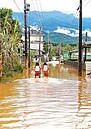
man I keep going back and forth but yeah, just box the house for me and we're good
[21,29,44,61]
[64,41,91,71]
[82,41,91,71]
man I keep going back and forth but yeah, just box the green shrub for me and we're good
[13,63,23,72]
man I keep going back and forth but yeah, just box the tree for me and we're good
[43,41,48,53]
[63,44,77,53]
[0,8,22,77]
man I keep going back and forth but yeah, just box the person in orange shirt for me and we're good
[42,62,49,77]
[34,62,41,78]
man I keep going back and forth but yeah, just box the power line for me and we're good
[38,0,46,26]
[34,0,43,26]
[29,0,41,25]
[83,0,91,8]
[12,0,22,12]
[28,0,46,31]
[12,0,25,31]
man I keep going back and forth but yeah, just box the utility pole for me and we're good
[84,32,87,62]
[24,1,30,68]
[78,0,82,76]
[49,41,51,61]
[59,43,62,63]
[48,31,50,61]
[24,0,27,68]
[39,26,42,63]
[47,31,51,61]
[28,26,30,68]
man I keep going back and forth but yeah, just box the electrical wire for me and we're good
[12,0,91,44]
[83,0,91,8]
[38,0,46,27]
[28,0,46,32]
[34,0,43,26]
[60,0,91,44]
[30,0,42,26]
[53,11,79,44]
[12,0,22,12]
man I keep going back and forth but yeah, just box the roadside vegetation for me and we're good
[43,41,78,60]
[0,8,23,78]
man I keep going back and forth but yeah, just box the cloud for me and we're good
[82,29,91,37]
[54,27,79,37]
[54,26,91,37]
[54,27,70,35]
[0,0,91,17]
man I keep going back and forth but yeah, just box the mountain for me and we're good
[13,11,91,44]
[43,32,78,44]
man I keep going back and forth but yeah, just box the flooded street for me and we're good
[0,64,91,129]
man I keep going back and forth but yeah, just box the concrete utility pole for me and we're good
[39,26,42,63]
[24,1,30,68]
[78,0,82,76]
[47,31,51,61]
[84,32,88,62]
[48,31,50,61]
[24,0,27,68]
[28,26,31,68]
[59,43,62,62]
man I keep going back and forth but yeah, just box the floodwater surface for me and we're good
[0,64,91,129]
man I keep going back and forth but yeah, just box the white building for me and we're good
[21,33,44,52]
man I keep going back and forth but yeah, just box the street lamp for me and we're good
[26,4,30,11]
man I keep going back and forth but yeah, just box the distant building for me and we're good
[21,28,44,60]
[64,41,91,71]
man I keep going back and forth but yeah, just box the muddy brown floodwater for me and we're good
[0,63,91,129]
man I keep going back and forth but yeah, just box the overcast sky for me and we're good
[0,0,91,17]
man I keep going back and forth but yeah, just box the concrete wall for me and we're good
[64,60,86,70]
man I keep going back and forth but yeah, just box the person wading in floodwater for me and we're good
[42,62,49,77]
[34,62,41,78]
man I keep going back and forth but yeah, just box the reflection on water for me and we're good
[0,64,91,129]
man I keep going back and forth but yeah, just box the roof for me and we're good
[69,49,78,54]
[82,43,91,48]
[84,41,91,44]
